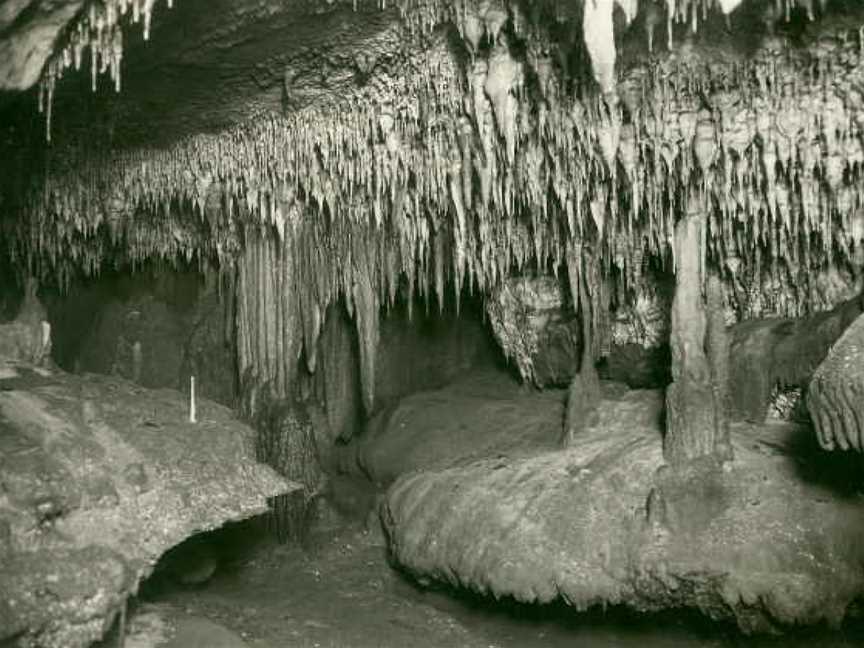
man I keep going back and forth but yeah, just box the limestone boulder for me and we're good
[383,389,864,633]
[342,369,565,485]
[729,296,863,422]
[808,312,864,451]
[0,362,294,648]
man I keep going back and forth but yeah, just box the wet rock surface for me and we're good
[0,361,293,648]
[383,388,864,633]
[808,312,864,451]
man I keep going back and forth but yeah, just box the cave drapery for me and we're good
[2,0,864,460]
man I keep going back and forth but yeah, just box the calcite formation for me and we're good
[0,279,52,366]
[1,1,863,375]
[664,199,730,463]
[383,389,864,634]
[808,310,864,451]
[344,368,565,485]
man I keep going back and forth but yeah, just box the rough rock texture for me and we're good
[808,312,864,451]
[0,0,83,91]
[303,296,497,457]
[342,369,565,485]
[383,388,864,634]
[664,210,726,463]
[729,296,864,423]
[0,279,52,366]
[45,0,411,147]
[103,603,250,648]
[599,344,671,388]
[610,276,673,351]
[0,362,294,648]
[485,276,580,387]
[603,273,673,388]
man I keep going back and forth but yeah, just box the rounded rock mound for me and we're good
[383,389,864,633]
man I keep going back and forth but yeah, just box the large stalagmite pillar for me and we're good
[563,243,601,446]
[664,195,730,464]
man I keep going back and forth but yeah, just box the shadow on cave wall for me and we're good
[776,422,864,498]
[43,263,238,406]
[371,289,512,417]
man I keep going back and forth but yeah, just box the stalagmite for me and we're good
[189,375,197,423]
[705,272,732,460]
[664,195,727,464]
[563,244,602,446]
[353,255,380,415]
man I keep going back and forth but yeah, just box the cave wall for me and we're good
[47,267,237,406]
[298,291,504,448]
[45,258,501,448]
[371,294,502,417]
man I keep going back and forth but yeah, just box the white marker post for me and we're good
[189,375,197,423]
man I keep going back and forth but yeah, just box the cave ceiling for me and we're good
[1,0,864,319]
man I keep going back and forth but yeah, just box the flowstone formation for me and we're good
[341,368,565,485]
[808,309,864,451]
[382,389,864,634]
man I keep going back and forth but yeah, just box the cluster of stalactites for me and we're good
[38,0,175,141]
[17,11,864,324]
[235,224,382,414]
[401,0,827,99]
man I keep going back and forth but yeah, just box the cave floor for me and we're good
[109,517,864,648]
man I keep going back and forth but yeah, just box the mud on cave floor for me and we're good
[100,511,864,648]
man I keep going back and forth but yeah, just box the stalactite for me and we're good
[236,229,302,416]
[12,3,864,345]
[38,0,177,141]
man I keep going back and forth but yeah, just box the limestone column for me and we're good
[563,244,601,446]
[664,195,731,464]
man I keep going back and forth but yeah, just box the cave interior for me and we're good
[3,0,864,646]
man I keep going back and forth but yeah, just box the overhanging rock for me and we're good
[0,362,296,648]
